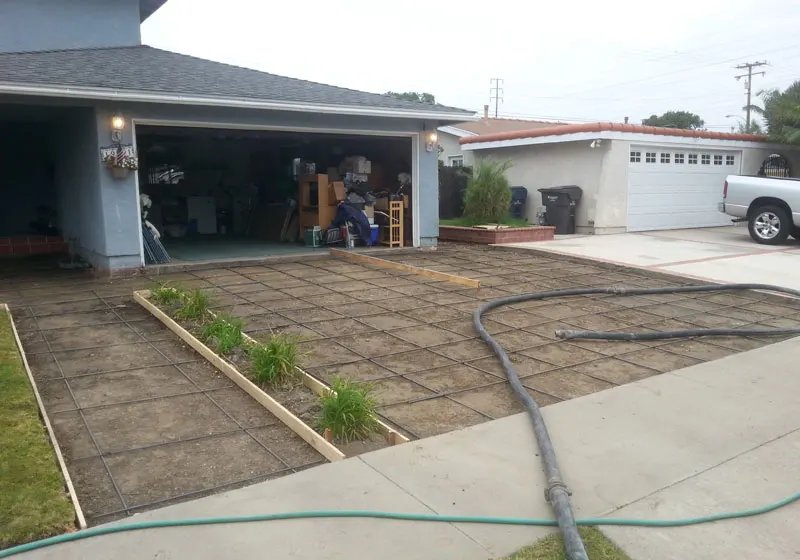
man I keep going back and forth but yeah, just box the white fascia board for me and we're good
[0,82,474,121]
[461,130,793,151]
[437,125,478,138]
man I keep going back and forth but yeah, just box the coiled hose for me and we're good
[474,282,800,560]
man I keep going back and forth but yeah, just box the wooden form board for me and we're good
[133,291,346,462]
[1,304,87,530]
[210,310,409,448]
[329,248,481,288]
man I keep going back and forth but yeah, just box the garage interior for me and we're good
[135,126,414,264]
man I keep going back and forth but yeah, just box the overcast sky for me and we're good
[142,0,800,130]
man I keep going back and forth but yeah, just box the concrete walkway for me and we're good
[18,335,800,559]
[503,226,800,290]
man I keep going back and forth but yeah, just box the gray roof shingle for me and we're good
[0,45,472,117]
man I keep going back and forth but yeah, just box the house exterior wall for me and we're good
[593,140,630,234]
[55,107,106,265]
[476,141,606,233]
[741,147,800,177]
[0,0,141,53]
[438,132,474,167]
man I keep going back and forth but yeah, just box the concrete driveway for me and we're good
[504,226,800,290]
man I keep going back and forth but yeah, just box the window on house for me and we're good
[630,151,641,163]
[448,156,464,167]
[688,154,698,164]
[674,153,685,164]
[645,152,656,163]
[701,154,711,165]
[660,152,671,164]
[726,155,735,166]
[714,155,723,165]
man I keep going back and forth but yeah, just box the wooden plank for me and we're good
[1,304,87,530]
[238,328,409,446]
[329,248,480,288]
[133,291,346,462]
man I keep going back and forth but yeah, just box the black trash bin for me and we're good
[537,186,583,234]
[509,187,528,220]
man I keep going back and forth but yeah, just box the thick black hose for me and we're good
[475,282,800,560]
[558,327,800,341]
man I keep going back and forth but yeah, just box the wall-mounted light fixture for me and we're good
[111,114,125,142]
[425,130,439,152]
[589,139,602,149]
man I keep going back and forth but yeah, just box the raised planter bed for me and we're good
[439,225,555,244]
[133,291,407,461]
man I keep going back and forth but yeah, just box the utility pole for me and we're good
[489,78,503,118]
[734,61,767,129]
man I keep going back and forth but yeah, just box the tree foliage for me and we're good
[385,91,436,104]
[751,81,800,144]
[736,121,763,134]
[462,159,513,223]
[642,111,705,130]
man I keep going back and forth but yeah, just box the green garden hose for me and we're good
[2,491,798,558]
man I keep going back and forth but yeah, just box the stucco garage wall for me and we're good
[475,141,606,233]
[438,132,474,167]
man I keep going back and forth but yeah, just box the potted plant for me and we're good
[102,146,139,179]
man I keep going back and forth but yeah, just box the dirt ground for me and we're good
[4,244,800,522]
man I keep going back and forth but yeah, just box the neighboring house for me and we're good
[438,107,562,167]
[461,122,800,234]
[0,0,473,271]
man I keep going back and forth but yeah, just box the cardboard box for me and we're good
[364,204,375,220]
[374,196,407,211]
[331,182,347,202]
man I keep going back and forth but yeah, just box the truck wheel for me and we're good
[748,205,791,245]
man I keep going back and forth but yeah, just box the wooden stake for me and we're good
[329,248,480,288]
[2,304,87,529]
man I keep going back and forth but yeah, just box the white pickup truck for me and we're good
[720,174,800,244]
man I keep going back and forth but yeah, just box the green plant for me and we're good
[150,284,185,306]
[174,289,210,321]
[462,158,513,223]
[751,81,800,144]
[247,334,299,386]
[202,315,244,354]
[319,378,380,442]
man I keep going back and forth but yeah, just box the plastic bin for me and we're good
[509,187,528,219]
[370,224,379,244]
[537,186,583,234]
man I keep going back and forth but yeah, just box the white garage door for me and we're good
[627,145,740,232]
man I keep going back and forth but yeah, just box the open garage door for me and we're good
[627,146,740,232]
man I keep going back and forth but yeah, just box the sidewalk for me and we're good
[16,336,800,560]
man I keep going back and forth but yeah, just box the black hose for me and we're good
[474,282,800,560]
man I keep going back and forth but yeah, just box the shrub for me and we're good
[462,158,513,223]
[174,289,210,321]
[202,315,244,354]
[248,334,299,386]
[319,378,379,442]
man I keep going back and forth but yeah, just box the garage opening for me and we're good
[135,125,415,265]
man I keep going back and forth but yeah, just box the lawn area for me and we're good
[0,308,75,549]
[505,527,632,560]
[440,216,530,227]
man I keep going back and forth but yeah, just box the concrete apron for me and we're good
[17,336,800,560]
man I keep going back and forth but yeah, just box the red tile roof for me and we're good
[449,117,566,136]
[459,122,767,145]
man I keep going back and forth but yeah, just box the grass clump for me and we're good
[0,310,75,548]
[463,158,513,223]
[150,284,185,306]
[247,334,299,386]
[319,378,379,442]
[202,315,244,354]
[174,289,210,321]
[504,527,632,560]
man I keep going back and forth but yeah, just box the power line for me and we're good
[489,78,504,118]
[735,61,768,128]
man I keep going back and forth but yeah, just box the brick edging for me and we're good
[439,225,555,244]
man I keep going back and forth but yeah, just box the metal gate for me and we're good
[758,154,791,177]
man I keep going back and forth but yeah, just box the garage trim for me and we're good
[132,118,423,265]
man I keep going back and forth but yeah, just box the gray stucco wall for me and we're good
[0,0,141,53]
[55,107,106,265]
[474,141,607,233]
[437,132,474,167]
[741,147,800,177]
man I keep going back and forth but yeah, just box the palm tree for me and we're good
[749,81,800,144]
